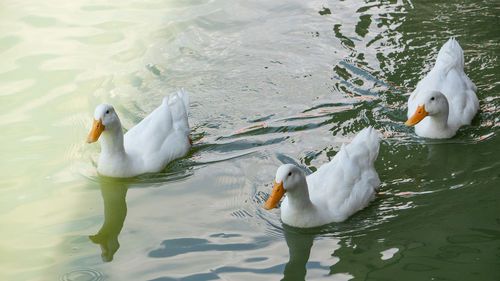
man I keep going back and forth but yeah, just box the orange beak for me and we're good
[263,181,286,210]
[87,118,105,143]
[405,105,428,126]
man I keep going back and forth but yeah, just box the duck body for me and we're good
[406,37,478,138]
[87,89,191,178]
[264,127,380,228]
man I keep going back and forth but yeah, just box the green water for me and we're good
[1,0,499,280]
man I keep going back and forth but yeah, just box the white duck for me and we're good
[87,89,191,178]
[264,127,380,228]
[405,37,479,138]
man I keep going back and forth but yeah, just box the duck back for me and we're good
[307,127,380,222]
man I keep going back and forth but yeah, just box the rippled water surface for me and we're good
[1,0,499,280]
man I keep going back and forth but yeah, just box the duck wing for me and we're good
[435,38,478,127]
[124,98,174,156]
[306,127,380,221]
[124,89,190,163]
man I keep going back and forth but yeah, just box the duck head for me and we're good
[264,164,306,209]
[405,91,449,126]
[87,104,119,143]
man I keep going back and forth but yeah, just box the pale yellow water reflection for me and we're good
[0,1,179,279]
[90,179,128,262]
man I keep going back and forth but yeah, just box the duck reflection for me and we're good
[281,226,316,281]
[89,178,128,262]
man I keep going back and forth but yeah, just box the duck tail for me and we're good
[166,89,190,134]
[435,37,465,74]
[178,88,190,115]
[346,126,380,165]
[168,88,190,115]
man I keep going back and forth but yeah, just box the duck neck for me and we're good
[428,108,450,131]
[287,178,314,210]
[99,123,126,157]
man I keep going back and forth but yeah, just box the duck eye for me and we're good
[288,172,292,176]
[106,110,109,114]
[430,97,435,101]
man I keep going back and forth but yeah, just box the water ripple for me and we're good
[60,269,104,281]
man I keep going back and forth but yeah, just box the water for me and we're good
[1,0,499,280]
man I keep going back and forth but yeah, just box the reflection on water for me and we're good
[282,228,314,281]
[149,233,270,258]
[89,178,128,262]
